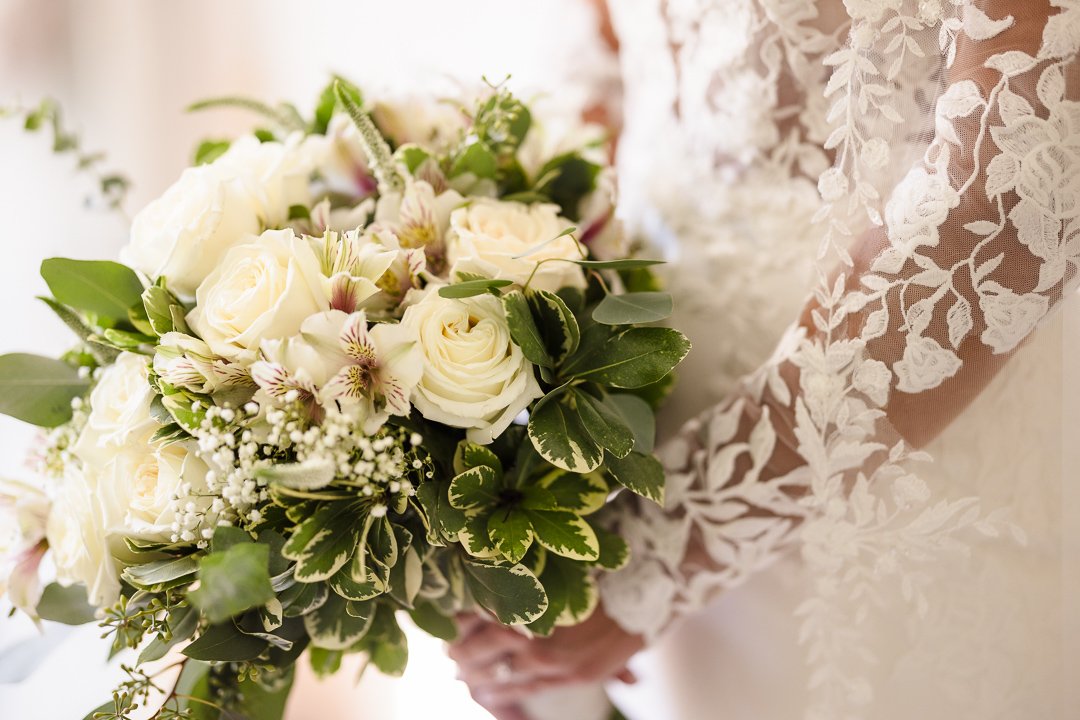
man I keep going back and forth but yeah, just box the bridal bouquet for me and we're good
[0,79,688,719]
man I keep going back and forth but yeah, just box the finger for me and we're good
[454,613,490,640]
[614,667,638,684]
[448,625,533,669]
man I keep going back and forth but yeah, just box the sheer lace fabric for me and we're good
[601,1,1078,717]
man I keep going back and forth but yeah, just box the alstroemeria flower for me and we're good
[375,179,464,275]
[0,479,50,618]
[319,312,423,433]
[318,228,399,314]
[252,311,422,433]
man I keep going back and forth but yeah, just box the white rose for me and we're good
[121,135,315,297]
[401,291,543,443]
[98,441,209,542]
[446,199,586,293]
[74,352,157,468]
[188,228,329,361]
[46,465,119,607]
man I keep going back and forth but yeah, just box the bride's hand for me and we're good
[449,605,644,710]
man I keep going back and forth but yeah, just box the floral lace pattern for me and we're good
[603,1,1077,717]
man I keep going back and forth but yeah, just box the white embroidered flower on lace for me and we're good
[885,167,961,254]
[860,138,891,170]
[977,282,1051,354]
[893,336,962,393]
[852,358,892,406]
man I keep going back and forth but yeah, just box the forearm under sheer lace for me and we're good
[600,0,1078,641]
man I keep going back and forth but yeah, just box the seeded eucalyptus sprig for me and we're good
[2,98,131,210]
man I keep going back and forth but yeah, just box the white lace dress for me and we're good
[597,1,1080,718]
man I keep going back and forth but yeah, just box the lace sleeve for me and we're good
[600,0,1079,641]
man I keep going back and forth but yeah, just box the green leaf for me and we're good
[304,593,374,650]
[562,327,690,389]
[448,465,501,511]
[592,292,673,326]
[35,582,97,625]
[527,391,603,474]
[534,154,600,221]
[537,471,608,515]
[593,525,631,571]
[463,560,548,625]
[122,555,199,591]
[138,604,198,663]
[607,451,666,506]
[438,278,514,298]
[331,552,386,602]
[193,139,230,165]
[459,512,500,559]
[280,580,329,618]
[40,258,143,325]
[524,509,600,561]
[308,647,343,677]
[311,79,342,135]
[141,284,184,337]
[38,296,118,364]
[183,621,268,662]
[526,288,580,363]
[570,258,665,271]
[363,603,410,676]
[283,504,359,583]
[487,509,534,564]
[450,141,497,180]
[0,353,89,427]
[232,671,295,720]
[536,556,597,629]
[189,543,274,624]
[503,290,553,368]
[453,441,504,477]
[409,602,458,642]
[605,393,656,454]
[210,524,254,553]
[573,389,634,458]
[395,144,431,173]
[415,480,467,541]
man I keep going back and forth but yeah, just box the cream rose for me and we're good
[74,352,157,468]
[98,441,209,542]
[121,135,315,297]
[46,465,120,607]
[401,291,543,444]
[188,228,329,361]
[446,199,586,293]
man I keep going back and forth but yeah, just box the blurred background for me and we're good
[0,1,613,717]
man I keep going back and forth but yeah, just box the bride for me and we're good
[450,1,1079,718]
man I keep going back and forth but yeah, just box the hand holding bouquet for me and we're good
[0,79,688,719]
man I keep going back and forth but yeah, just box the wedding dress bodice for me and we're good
[600,1,1079,718]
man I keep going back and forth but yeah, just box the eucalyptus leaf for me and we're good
[562,327,690,389]
[189,543,274,624]
[40,258,143,325]
[592,292,673,325]
[0,353,89,427]
[438,278,514,298]
[35,582,97,625]
[183,621,268,662]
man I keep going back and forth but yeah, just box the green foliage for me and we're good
[562,326,691,389]
[606,451,666,506]
[0,353,89,427]
[193,139,230,165]
[40,258,144,328]
[189,539,274,624]
[463,559,548,625]
[334,80,402,192]
[592,291,673,325]
[183,621,268,662]
[438,278,513,298]
[531,153,601,221]
[7,97,131,210]
[527,390,605,474]
[35,582,97,625]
